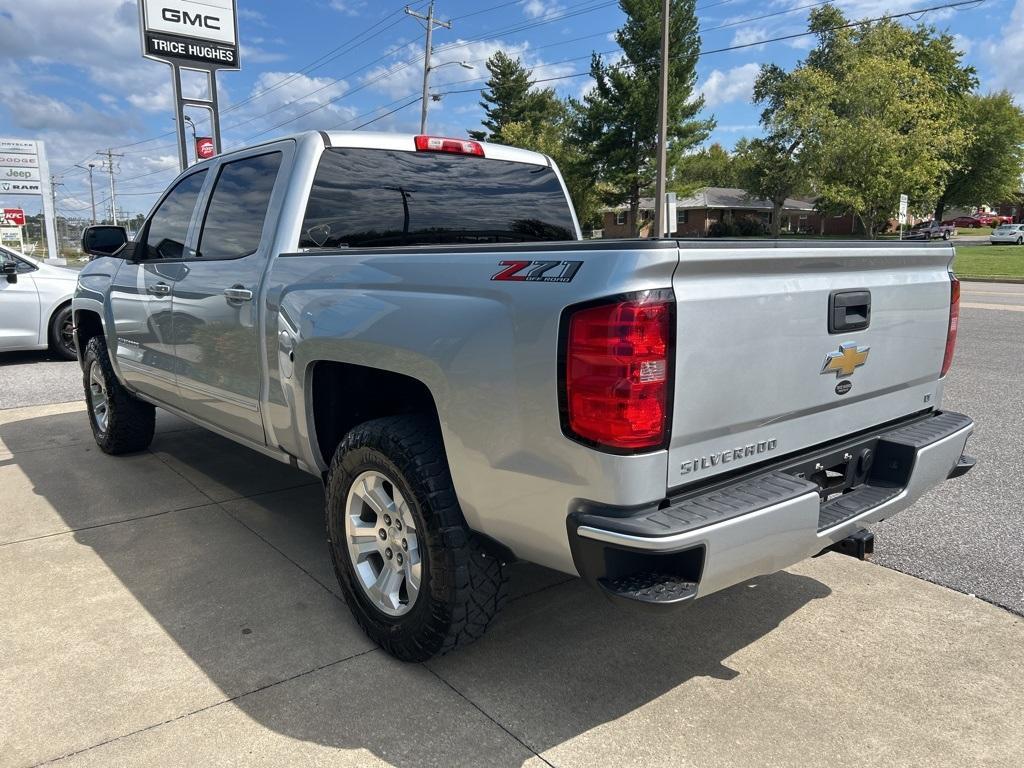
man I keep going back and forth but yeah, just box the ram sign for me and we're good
[140,0,240,69]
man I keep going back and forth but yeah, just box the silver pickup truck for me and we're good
[74,131,974,661]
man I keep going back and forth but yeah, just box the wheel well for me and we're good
[74,309,104,360]
[310,361,440,467]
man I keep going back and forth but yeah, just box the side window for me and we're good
[142,170,207,260]
[197,152,282,260]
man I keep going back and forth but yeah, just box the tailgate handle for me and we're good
[829,290,871,333]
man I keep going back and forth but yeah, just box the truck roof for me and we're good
[194,130,552,169]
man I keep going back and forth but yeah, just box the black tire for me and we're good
[326,415,507,661]
[942,229,951,241]
[48,304,77,360]
[82,336,155,454]
[1017,237,1022,245]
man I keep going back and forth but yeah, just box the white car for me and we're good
[990,224,1024,245]
[0,245,78,360]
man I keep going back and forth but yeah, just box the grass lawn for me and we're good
[954,244,1024,280]
[953,226,996,237]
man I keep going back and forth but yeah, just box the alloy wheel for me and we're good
[88,361,110,435]
[344,470,422,617]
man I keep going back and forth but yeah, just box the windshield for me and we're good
[300,147,577,249]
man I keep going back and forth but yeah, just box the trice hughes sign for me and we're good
[140,0,240,70]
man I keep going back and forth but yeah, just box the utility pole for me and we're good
[652,0,670,239]
[405,2,452,133]
[76,163,98,225]
[49,175,62,254]
[97,149,123,225]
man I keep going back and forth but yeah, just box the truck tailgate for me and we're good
[668,243,954,490]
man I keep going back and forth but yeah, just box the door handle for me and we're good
[223,286,253,302]
[147,282,171,296]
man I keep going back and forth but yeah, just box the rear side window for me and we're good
[300,148,576,249]
[197,152,283,260]
[142,170,207,260]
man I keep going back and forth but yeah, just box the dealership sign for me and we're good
[0,139,43,196]
[140,0,239,69]
[0,137,57,262]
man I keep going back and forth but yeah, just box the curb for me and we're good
[957,276,1024,284]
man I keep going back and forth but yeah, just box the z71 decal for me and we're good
[491,260,583,283]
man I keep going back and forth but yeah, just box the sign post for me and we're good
[898,193,908,241]
[0,138,59,262]
[138,0,240,171]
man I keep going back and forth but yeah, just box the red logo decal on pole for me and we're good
[195,137,215,160]
[2,208,25,226]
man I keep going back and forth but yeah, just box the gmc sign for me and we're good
[142,0,238,65]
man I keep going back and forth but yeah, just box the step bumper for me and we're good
[567,411,974,605]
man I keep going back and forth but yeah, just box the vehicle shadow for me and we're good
[2,410,832,766]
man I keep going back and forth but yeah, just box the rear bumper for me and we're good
[567,411,974,606]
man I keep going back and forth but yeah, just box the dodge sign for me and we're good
[140,0,240,70]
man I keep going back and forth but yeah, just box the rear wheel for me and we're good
[82,336,155,454]
[326,415,507,661]
[48,304,76,360]
[1017,236,1022,245]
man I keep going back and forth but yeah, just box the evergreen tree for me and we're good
[469,52,562,143]
[576,0,712,235]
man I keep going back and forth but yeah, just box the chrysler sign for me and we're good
[140,0,239,70]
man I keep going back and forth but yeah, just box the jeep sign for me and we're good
[141,0,239,70]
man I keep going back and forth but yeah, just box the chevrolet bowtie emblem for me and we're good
[821,342,870,378]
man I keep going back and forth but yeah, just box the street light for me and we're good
[75,163,97,226]
[421,60,474,132]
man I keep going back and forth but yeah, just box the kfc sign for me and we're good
[195,137,216,160]
[2,208,25,227]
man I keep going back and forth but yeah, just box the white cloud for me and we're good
[731,28,770,49]
[698,63,761,109]
[521,0,566,20]
[329,1,365,15]
[980,1,1024,99]
[362,39,575,100]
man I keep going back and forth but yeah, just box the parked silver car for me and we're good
[990,224,1024,244]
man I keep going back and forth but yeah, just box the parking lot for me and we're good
[2,283,1023,767]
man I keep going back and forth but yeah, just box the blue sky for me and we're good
[0,0,1018,219]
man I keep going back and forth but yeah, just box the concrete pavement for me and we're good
[2,402,1023,767]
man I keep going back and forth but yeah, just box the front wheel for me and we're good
[326,416,507,661]
[49,304,77,360]
[82,336,155,454]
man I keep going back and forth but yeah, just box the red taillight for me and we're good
[414,135,485,157]
[941,274,960,377]
[562,291,673,452]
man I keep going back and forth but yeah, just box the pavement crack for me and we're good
[423,664,558,768]
[32,648,378,767]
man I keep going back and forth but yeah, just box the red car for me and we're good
[942,216,982,228]
[976,213,1013,226]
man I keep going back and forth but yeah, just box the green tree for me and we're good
[934,91,1024,221]
[734,137,805,237]
[576,0,712,235]
[754,6,967,237]
[468,52,562,143]
[676,143,738,188]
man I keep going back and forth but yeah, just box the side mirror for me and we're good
[82,225,129,258]
[2,261,16,284]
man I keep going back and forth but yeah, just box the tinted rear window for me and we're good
[300,148,576,249]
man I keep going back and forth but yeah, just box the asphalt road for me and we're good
[1,282,1020,615]
[872,282,1024,615]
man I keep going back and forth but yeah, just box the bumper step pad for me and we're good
[598,572,698,604]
